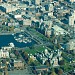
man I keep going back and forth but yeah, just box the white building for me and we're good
[0,50,9,58]
[44,49,48,55]
[49,4,54,12]
[48,12,53,16]
[2,46,12,51]
[52,57,59,67]
[45,29,51,38]
[52,25,69,35]
[44,21,52,29]
[9,42,15,48]
[66,39,75,51]
[14,15,22,19]
[69,16,74,26]
[44,21,52,37]
[23,19,31,26]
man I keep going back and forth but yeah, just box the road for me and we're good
[14,48,35,75]
[8,69,35,75]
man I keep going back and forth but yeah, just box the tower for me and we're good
[69,16,74,27]
[49,4,53,12]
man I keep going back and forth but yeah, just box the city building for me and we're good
[49,4,54,12]
[0,3,18,13]
[35,0,41,5]
[69,16,74,26]
[45,29,51,37]
[23,19,31,26]
[34,65,48,72]
[52,25,69,35]
[66,39,75,51]
[52,57,59,67]
[0,50,9,58]
[12,59,24,69]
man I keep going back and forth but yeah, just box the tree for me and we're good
[15,50,19,56]
[0,72,2,75]
[28,58,34,65]
[51,71,57,75]
[41,71,45,75]
[57,42,61,49]
[9,26,14,31]
[59,60,65,65]
[14,50,20,59]
[51,68,57,75]
[44,60,50,67]
[54,45,57,50]
[58,69,63,75]
[23,52,29,61]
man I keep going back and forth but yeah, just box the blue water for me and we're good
[0,34,36,48]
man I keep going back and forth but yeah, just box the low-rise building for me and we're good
[13,60,24,69]
[34,65,48,72]
[0,50,9,58]
[0,3,18,13]
[52,57,59,67]
[52,25,69,35]
[23,19,31,26]
[66,39,75,52]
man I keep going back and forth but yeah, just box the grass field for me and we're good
[25,46,48,55]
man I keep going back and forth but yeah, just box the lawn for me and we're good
[25,46,47,55]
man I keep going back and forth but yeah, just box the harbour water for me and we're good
[0,33,36,48]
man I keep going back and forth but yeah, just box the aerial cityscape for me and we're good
[0,0,75,75]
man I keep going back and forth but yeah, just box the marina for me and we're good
[0,32,37,48]
[14,34,32,44]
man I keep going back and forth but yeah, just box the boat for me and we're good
[14,36,16,39]
[12,33,14,36]
[18,40,23,43]
[15,38,18,41]
[23,40,27,43]
[27,39,31,43]
[19,34,23,37]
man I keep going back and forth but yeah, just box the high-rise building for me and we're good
[45,28,51,38]
[49,4,54,12]
[69,16,74,26]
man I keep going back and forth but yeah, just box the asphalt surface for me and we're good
[8,68,35,75]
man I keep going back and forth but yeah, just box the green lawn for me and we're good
[29,28,49,41]
[0,72,2,75]
[25,46,48,55]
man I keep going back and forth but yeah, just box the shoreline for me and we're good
[0,31,23,35]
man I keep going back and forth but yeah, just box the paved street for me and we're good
[8,68,35,75]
